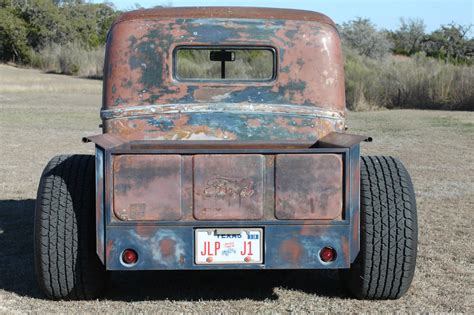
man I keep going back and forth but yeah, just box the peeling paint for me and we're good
[93,8,362,271]
[102,12,345,140]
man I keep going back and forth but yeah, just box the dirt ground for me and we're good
[0,64,473,313]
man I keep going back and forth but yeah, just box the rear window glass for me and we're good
[174,47,276,81]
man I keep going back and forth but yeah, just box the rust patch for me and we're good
[275,154,343,220]
[135,224,158,238]
[300,224,328,236]
[113,155,182,221]
[114,7,336,27]
[352,208,359,242]
[340,236,350,266]
[159,238,176,257]
[105,239,114,260]
[203,177,255,199]
[193,155,265,220]
[280,238,303,264]
[102,14,346,141]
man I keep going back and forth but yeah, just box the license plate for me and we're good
[195,228,263,264]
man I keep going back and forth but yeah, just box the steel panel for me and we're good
[275,154,343,220]
[193,155,265,220]
[105,224,350,270]
[113,155,182,221]
[93,142,362,268]
[95,147,105,263]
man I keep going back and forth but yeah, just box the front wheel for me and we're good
[342,156,418,299]
[34,155,105,300]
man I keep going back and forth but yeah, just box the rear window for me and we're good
[174,47,276,81]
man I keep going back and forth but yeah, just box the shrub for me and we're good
[344,48,474,111]
[31,42,104,78]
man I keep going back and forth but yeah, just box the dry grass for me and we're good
[345,49,474,111]
[0,65,473,313]
[0,65,101,94]
[30,43,105,78]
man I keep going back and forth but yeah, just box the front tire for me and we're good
[342,156,418,299]
[34,155,105,300]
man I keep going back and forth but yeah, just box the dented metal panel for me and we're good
[113,155,183,221]
[275,154,343,220]
[193,155,265,220]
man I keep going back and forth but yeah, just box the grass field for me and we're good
[0,64,472,313]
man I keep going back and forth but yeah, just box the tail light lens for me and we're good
[121,249,138,265]
[320,247,336,263]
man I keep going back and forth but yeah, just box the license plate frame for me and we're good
[194,228,264,265]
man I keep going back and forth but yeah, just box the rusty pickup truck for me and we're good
[34,7,418,300]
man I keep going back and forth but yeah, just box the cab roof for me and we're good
[114,7,335,27]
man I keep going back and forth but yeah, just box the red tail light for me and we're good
[122,249,138,265]
[320,247,336,262]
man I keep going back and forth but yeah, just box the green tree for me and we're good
[422,23,473,64]
[340,18,393,59]
[17,0,69,47]
[0,0,118,63]
[391,18,426,55]
[0,7,30,62]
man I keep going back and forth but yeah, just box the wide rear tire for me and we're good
[34,155,105,300]
[342,156,418,299]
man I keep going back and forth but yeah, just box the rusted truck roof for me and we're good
[103,7,345,142]
[114,7,336,27]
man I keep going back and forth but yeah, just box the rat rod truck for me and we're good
[34,7,418,300]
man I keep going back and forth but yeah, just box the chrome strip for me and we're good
[101,103,345,121]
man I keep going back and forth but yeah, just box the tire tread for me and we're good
[343,155,417,299]
[34,155,105,300]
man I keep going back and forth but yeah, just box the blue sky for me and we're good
[96,0,473,33]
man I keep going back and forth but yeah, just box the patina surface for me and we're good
[102,7,345,141]
[275,154,343,220]
[107,151,347,223]
[87,7,362,271]
[94,140,361,270]
[193,155,265,220]
[105,225,351,270]
[113,155,183,221]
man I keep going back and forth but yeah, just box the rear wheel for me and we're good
[342,156,418,299]
[34,155,105,300]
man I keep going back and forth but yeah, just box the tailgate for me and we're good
[112,153,343,221]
